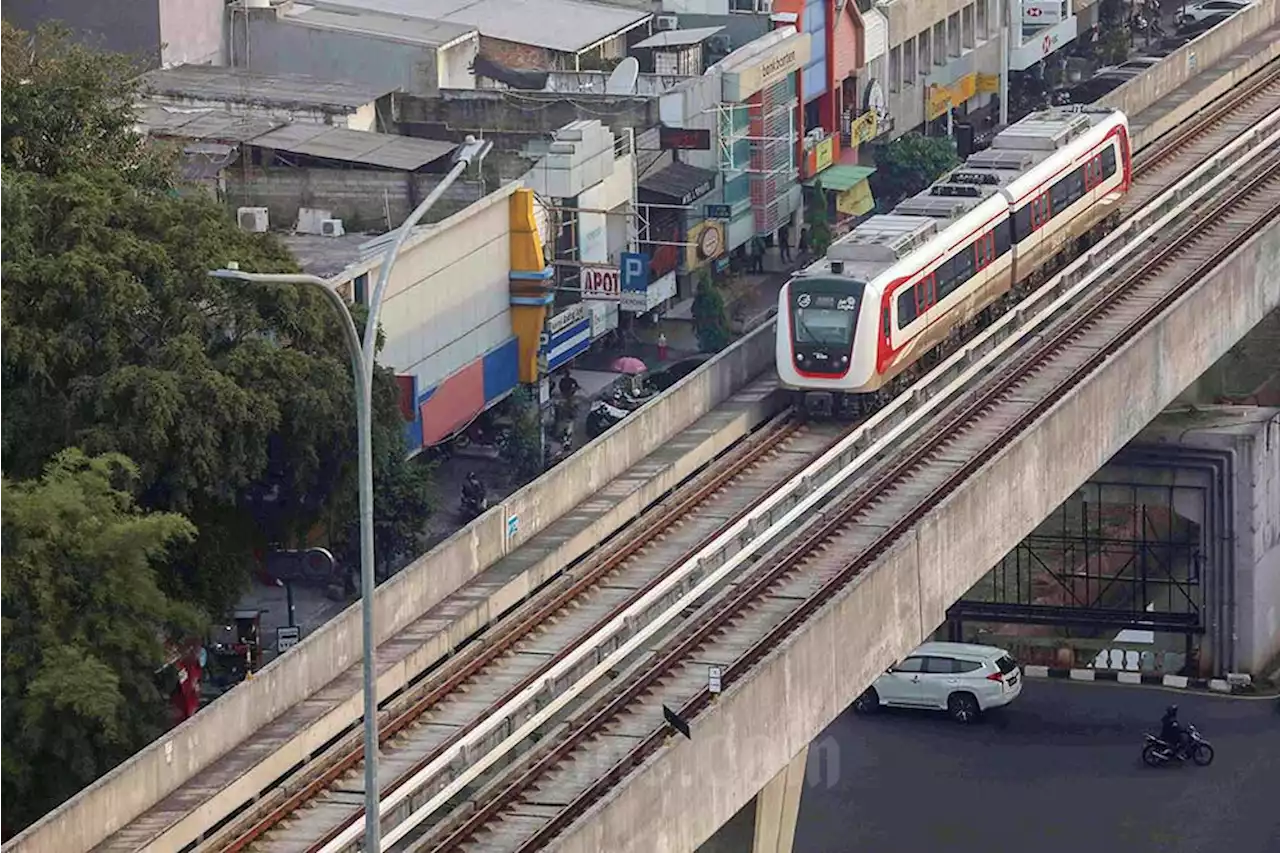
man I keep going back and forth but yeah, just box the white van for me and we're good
[853,642,1023,723]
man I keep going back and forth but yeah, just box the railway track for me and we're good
[1124,58,1280,209]
[126,58,1280,853]
[417,138,1280,853]
[205,413,848,853]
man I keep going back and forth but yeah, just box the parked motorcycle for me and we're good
[1142,724,1215,767]
[587,398,630,439]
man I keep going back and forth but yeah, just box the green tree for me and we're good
[1,450,203,832]
[872,133,961,207]
[503,388,546,483]
[806,179,834,257]
[1,23,432,613]
[692,272,732,353]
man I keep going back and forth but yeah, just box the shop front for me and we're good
[637,160,718,301]
[803,163,875,230]
[1010,0,1079,71]
[717,27,811,250]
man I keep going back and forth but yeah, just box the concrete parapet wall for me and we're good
[5,325,778,853]
[548,221,1280,853]
[1101,0,1280,150]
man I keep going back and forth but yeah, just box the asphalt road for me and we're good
[792,680,1280,853]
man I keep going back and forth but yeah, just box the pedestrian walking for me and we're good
[750,236,767,273]
[778,224,792,264]
[657,331,669,362]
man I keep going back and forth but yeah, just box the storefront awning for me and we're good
[637,161,718,206]
[804,165,875,192]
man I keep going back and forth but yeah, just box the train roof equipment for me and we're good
[794,105,1125,287]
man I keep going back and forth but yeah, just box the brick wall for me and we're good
[223,166,486,232]
[480,36,553,70]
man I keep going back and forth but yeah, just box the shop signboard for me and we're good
[659,127,712,150]
[803,135,838,179]
[848,110,879,145]
[544,304,591,372]
[1022,0,1066,25]
[684,220,726,271]
[1010,16,1076,70]
[721,32,811,101]
[976,72,1001,94]
[951,73,977,105]
[581,265,621,300]
[622,270,677,314]
[926,84,952,121]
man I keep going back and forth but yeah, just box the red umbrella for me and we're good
[611,356,648,375]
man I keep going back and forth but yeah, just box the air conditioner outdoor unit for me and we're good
[656,14,678,30]
[237,207,269,233]
[320,218,345,238]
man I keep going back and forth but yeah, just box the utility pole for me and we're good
[1000,0,1013,126]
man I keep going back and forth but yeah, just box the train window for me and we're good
[1090,156,1106,190]
[915,276,935,313]
[1031,194,1051,229]
[897,288,918,328]
[973,233,995,270]
[951,246,975,290]
[994,220,1012,255]
[933,260,955,299]
[1101,144,1118,179]
[1013,206,1032,241]
[1051,168,1085,213]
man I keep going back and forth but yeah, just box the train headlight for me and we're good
[797,353,806,363]
[839,355,848,365]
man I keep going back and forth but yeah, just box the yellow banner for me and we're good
[976,72,1001,94]
[951,72,977,104]
[836,181,874,217]
[814,136,835,173]
[848,110,879,145]
[926,84,952,121]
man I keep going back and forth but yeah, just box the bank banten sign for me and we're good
[721,32,812,102]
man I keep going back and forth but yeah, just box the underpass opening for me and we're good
[947,470,1213,676]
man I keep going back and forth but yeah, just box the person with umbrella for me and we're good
[611,356,648,375]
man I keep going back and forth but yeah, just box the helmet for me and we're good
[1166,704,1178,716]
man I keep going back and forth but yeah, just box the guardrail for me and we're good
[324,107,1280,853]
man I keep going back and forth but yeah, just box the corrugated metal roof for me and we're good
[137,104,284,141]
[250,125,457,170]
[281,4,477,47]
[141,65,392,111]
[632,26,724,49]
[339,0,652,53]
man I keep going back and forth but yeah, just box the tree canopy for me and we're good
[872,133,961,207]
[1,450,202,833]
[2,21,432,613]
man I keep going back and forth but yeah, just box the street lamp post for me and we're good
[211,134,491,853]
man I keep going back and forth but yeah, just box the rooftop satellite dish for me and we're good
[605,57,640,95]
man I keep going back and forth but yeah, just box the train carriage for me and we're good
[777,106,1132,416]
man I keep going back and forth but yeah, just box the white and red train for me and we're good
[777,106,1132,415]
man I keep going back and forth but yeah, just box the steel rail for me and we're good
[292,412,824,852]
[214,413,859,853]
[202,62,1280,853]
[376,108,1280,853]
[458,151,1280,853]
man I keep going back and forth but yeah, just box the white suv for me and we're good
[852,642,1023,723]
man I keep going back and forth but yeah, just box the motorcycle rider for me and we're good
[461,471,486,511]
[1160,704,1186,756]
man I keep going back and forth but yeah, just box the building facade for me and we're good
[333,186,523,451]
[5,0,224,67]
[228,2,480,95]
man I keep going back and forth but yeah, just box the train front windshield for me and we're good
[793,292,855,345]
